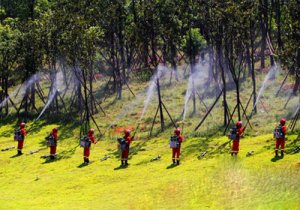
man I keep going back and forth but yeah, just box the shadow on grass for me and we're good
[271,156,283,162]
[40,145,79,165]
[166,163,178,169]
[42,156,63,164]
[0,113,38,137]
[114,164,128,170]
[77,162,89,168]
[136,155,163,165]
[77,160,95,168]
[10,153,22,158]
[286,135,300,154]
[60,145,80,159]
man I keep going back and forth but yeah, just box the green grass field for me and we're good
[1,64,300,209]
[0,124,299,210]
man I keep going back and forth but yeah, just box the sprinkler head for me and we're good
[151,155,161,161]
[198,151,207,159]
[246,150,254,157]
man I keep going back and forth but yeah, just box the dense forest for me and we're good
[0,0,299,132]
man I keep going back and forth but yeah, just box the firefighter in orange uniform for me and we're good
[83,128,97,164]
[49,128,58,159]
[121,129,132,166]
[172,128,184,165]
[231,121,244,156]
[274,118,287,157]
[16,122,27,155]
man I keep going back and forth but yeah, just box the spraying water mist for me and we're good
[292,104,300,118]
[107,66,172,130]
[182,61,210,120]
[36,70,68,121]
[0,73,43,109]
[253,62,279,110]
[140,65,169,119]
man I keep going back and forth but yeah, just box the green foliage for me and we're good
[182,28,206,59]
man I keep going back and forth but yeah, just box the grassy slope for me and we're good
[0,127,299,210]
[0,64,300,210]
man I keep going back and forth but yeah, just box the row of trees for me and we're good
[0,0,299,130]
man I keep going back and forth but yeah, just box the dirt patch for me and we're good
[113,125,135,134]
[111,123,146,134]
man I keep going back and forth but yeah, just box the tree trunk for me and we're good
[77,80,82,114]
[0,75,3,114]
[217,32,227,126]
[83,68,90,129]
[259,0,268,69]
[236,81,241,121]
[4,73,9,115]
[250,20,257,114]
[189,28,197,115]
[157,78,165,131]
[170,43,178,81]
[50,61,57,113]
[30,81,36,111]
[293,50,300,95]
[89,61,94,115]
[275,0,283,49]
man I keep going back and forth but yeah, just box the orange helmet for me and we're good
[174,128,181,135]
[52,127,58,133]
[236,121,242,128]
[280,118,286,125]
[88,128,95,134]
[20,122,25,128]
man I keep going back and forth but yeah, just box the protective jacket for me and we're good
[232,127,244,154]
[83,133,96,158]
[121,135,132,161]
[172,134,184,161]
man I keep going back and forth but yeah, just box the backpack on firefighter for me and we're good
[14,129,23,141]
[170,135,180,148]
[80,136,91,148]
[229,126,238,140]
[45,134,56,146]
[274,125,285,139]
[117,138,127,151]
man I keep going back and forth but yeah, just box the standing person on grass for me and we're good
[80,128,97,164]
[230,121,244,156]
[47,128,58,159]
[274,118,287,157]
[14,122,27,155]
[119,129,132,166]
[170,128,184,165]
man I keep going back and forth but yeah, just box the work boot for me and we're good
[275,150,279,157]
[17,150,23,155]
[125,160,128,165]
[50,155,55,160]
[172,159,176,164]
[121,160,124,165]
[86,158,90,164]
[177,160,180,165]
[84,157,87,164]
[281,151,284,157]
